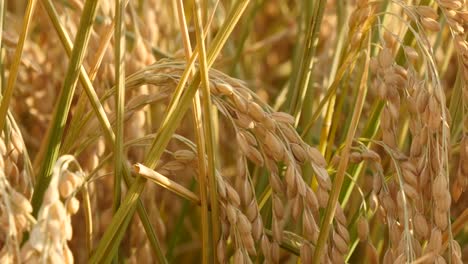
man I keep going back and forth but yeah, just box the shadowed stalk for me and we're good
[284,0,310,112]
[229,0,265,76]
[89,1,250,262]
[31,0,100,215]
[113,0,125,224]
[313,36,370,263]
[0,0,37,131]
[288,0,326,124]
[449,71,465,141]
[110,0,125,217]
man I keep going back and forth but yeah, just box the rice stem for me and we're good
[0,0,37,132]
[192,0,221,261]
[31,0,100,215]
[89,1,250,262]
[288,0,326,124]
[174,0,212,261]
[313,35,370,263]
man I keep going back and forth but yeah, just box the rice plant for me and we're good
[0,0,466,263]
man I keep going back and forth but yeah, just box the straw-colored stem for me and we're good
[174,0,211,262]
[449,72,465,140]
[192,0,220,261]
[313,39,370,263]
[88,21,117,81]
[0,0,37,131]
[134,164,201,204]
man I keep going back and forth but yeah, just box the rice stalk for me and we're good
[313,29,371,262]
[192,0,221,261]
[288,0,326,123]
[90,1,250,262]
[173,0,211,261]
[36,2,166,260]
[0,0,37,131]
[31,0,101,214]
